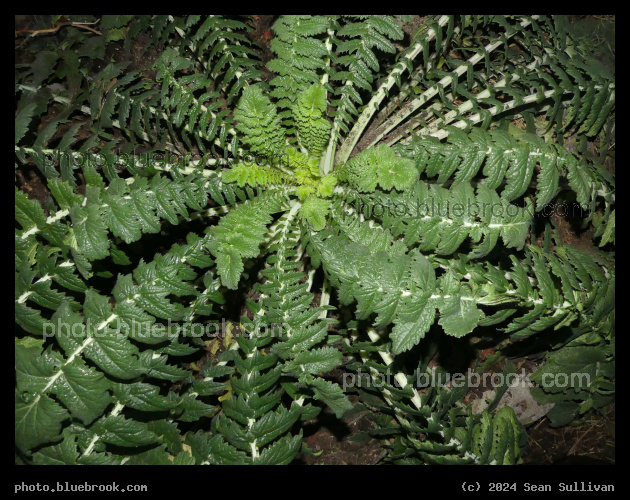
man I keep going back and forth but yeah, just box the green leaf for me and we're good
[253,433,302,465]
[51,360,112,425]
[207,435,249,465]
[32,429,79,465]
[93,415,159,447]
[143,353,190,382]
[215,249,244,290]
[250,405,301,448]
[102,193,142,243]
[565,159,592,210]
[438,294,484,337]
[114,382,180,412]
[15,103,38,145]
[15,189,46,235]
[15,302,48,335]
[307,377,353,418]
[391,295,435,354]
[340,145,417,192]
[15,393,69,451]
[283,346,342,375]
[536,154,560,209]
[71,204,110,260]
[299,197,330,231]
[545,401,579,427]
[173,394,215,422]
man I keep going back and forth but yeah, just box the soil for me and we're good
[523,403,615,465]
[294,394,387,465]
[15,15,615,465]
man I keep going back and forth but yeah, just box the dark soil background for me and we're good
[15,14,614,465]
